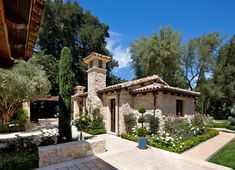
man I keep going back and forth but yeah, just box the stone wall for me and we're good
[157,92,195,116]
[86,68,106,113]
[38,137,106,167]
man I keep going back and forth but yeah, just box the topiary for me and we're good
[138,107,146,114]
[138,106,146,128]
[136,128,147,137]
[138,117,146,124]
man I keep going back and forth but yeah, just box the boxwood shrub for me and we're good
[205,122,230,128]
[0,124,25,133]
[84,128,106,135]
[0,151,38,170]
[120,133,138,142]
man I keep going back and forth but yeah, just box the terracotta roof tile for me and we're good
[98,75,168,92]
[83,52,111,62]
[132,83,200,96]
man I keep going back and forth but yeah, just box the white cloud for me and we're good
[106,31,131,69]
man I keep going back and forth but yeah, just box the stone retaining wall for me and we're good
[38,136,106,167]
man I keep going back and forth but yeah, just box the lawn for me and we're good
[209,139,235,169]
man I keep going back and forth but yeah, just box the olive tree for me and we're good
[0,60,50,124]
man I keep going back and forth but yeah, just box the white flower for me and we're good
[166,133,169,136]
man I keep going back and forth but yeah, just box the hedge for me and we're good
[0,124,25,133]
[205,122,230,129]
[0,151,38,170]
[84,128,106,135]
[120,133,138,142]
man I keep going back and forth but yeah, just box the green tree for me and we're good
[0,60,50,124]
[58,47,75,142]
[37,0,119,87]
[207,35,235,118]
[183,33,223,90]
[29,52,59,95]
[130,26,187,87]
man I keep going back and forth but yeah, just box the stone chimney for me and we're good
[83,52,111,113]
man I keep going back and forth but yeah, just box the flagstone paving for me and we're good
[36,133,232,170]
[183,131,235,160]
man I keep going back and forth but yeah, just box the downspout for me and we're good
[153,93,156,117]
[117,93,120,135]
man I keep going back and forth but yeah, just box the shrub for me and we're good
[11,108,28,126]
[164,117,203,141]
[191,113,205,130]
[84,128,106,135]
[228,107,235,130]
[90,109,105,130]
[136,128,147,137]
[138,107,146,114]
[0,151,38,170]
[205,122,230,128]
[40,128,58,146]
[124,113,137,134]
[73,109,106,135]
[0,124,25,133]
[120,133,137,142]
[145,114,159,135]
[74,112,92,131]
[138,117,145,124]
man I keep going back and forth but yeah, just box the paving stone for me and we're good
[68,166,79,170]
[86,162,96,168]
[79,167,90,170]
[75,163,86,168]
[58,167,68,170]
[90,167,101,170]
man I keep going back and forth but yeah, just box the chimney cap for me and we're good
[83,52,111,64]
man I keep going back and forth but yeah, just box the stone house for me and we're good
[72,53,200,135]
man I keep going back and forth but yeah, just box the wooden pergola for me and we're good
[0,0,44,67]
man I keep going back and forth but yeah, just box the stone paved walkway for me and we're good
[183,131,235,160]
[36,134,232,170]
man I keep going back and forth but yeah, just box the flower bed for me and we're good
[148,129,219,153]
[121,129,219,153]
[121,112,219,153]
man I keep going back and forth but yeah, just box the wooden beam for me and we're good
[0,0,12,59]
[24,0,33,59]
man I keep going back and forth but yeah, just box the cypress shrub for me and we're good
[58,47,75,142]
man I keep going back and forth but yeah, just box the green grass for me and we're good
[209,139,235,169]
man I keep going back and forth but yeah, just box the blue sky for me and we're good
[78,0,235,80]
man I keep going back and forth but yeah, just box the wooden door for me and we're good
[110,99,116,132]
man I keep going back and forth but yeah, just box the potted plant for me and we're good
[136,127,147,149]
[137,106,147,149]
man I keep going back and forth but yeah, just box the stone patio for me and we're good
[36,133,233,170]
